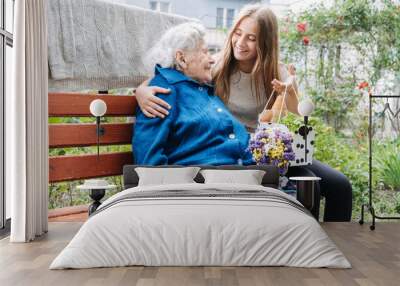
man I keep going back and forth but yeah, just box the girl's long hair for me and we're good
[213,4,281,109]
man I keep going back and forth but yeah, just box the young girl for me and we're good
[134,4,352,222]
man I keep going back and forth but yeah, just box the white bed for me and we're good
[50,183,351,269]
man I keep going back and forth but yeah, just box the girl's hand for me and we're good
[135,82,171,118]
[288,63,296,76]
[271,64,296,94]
[271,79,288,94]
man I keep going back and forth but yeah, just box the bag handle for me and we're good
[262,75,300,124]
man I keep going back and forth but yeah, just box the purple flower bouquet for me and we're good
[248,123,296,175]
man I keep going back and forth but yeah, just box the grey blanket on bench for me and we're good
[47,0,192,91]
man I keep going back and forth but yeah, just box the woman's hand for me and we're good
[135,81,171,118]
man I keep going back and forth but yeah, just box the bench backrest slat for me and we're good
[49,123,133,148]
[49,152,133,183]
[49,93,137,117]
[49,93,136,183]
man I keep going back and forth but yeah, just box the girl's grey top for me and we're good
[225,64,290,132]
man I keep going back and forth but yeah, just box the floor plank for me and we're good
[0,222,399,286]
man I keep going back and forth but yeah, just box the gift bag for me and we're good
[249,84,314,174]
[291,125,315,166]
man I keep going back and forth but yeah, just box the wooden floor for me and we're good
[0,222,399,286]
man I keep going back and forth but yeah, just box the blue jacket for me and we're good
[132,65,254,166]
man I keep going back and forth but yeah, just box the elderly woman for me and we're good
[132,22,253,165]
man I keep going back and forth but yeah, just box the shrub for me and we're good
[374,141,400,192]
[282,114,369,219]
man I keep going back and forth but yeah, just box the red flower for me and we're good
[296,22,307,33]
[302,36,310,45]
[357,81,369,89]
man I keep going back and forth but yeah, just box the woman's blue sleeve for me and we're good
[132,78,177,165]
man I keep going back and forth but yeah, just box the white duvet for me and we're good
[50,183,351,269]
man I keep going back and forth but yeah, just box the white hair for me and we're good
[145,22,206,71]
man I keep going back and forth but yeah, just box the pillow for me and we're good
[135,167,201,186]
[200,169,266,185]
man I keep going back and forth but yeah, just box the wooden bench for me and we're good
[49,92,137,183]
[48,92,321,220]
